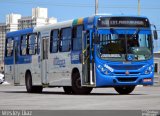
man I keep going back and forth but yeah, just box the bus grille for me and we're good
[114,72,140,75]
[109,65,143,70]
[117,77,138,82]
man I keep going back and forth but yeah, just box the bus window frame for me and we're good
[20,34,28,56]
[5,37,14,57]
[50,29,59,53]
[59,27,72,52]
[37,32,41,55]
[72,24,84,51]
[28,33,37,55]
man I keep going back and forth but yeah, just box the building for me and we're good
[0,7,57,72]
[0,23,7,70]
[18,7,57,30]
[154,53,160,85]
[6,14,22,32]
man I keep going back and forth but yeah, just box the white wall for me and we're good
[32,7,48,18]
[6,14,21,25]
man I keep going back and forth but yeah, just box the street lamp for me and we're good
[95,0,98,15]
[138,0,140,16]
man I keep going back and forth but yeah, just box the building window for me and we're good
[6,38,13,57]
[20,35,28,55]
[28,33,37,55]
[50,29,59,53]
[154,63,158,73]
[72,25,83,51]
[60,27,71,52]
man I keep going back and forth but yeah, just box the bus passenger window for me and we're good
[72,25,83,51]
[60,27,71,52]
[6,38,13,57]
[28,33,37,55]
[20,35,27,55]
[50,30,59,53]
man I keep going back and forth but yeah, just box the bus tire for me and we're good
[114,86,135,95]
[25,72,43,93]
[63,86,72,94]
[71,70,92,95]
[34,86,43,93]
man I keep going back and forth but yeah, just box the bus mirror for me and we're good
[153,30,158,40]
[94,34,100,44]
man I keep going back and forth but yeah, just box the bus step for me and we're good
[82,84,95,87]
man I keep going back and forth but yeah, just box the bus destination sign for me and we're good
[97,17,150,28]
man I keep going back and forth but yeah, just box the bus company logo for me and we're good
[53,57,66,67]
[125,71,130,75]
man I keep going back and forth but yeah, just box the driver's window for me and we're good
[139,34,147,47]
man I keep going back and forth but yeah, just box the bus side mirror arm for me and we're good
[153,30,158,40]
[151,24,158,40]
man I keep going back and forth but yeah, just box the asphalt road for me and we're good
[0,85,159,110]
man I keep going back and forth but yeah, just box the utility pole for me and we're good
[138,0,140,16]
[95,0,98,15]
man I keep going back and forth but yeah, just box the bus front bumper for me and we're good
[95,69,154,87]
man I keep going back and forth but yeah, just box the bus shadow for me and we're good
[2,91,146,96]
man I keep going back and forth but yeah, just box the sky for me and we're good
[0,0,159,23]
[0,0,160,51]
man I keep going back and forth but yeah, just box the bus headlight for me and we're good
[97,64,113,75]
[144,65,153,75]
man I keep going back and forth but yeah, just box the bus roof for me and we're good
[34,20,73,32]
[6,28,33,37]
[34,15,149,31]
[6,15,150,36]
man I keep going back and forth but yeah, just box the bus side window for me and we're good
[20,35,27,56]
[6,38,14,57]
[59,27,71,52]
[50,29,59,53]
[72,25,83,51]
[28,33,37,55]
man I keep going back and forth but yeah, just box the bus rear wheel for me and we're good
[114,86,135,95]
[71,70,92,95]
[63,86,72,94]
[25,72,43,93]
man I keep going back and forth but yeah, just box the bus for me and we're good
[4,15,158,94]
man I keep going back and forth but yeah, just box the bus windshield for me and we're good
[97,33,152,61]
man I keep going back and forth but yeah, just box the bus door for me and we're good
[82,31,95,86]
[13,38,20,85]
[41,36,49,85]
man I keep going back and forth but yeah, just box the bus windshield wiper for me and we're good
[131,28,140,39]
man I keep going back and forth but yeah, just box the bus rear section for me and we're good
[4,28,34,86]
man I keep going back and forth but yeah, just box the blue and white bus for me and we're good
[4,15,158,94]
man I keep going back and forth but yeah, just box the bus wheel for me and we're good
[71,70,92,95]
[63,86,72,94]
[34,86,43,93]
[114,86,135,95]
[25,72,43,93]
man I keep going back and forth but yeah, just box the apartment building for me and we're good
[0,7,57,71]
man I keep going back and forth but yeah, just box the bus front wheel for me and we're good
[71,70,92,95]
[25,72,43,93]
[114,86,135,95]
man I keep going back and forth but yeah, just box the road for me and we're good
[0,85,159,110]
